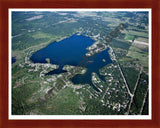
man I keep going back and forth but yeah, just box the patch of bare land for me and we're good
[12,34,22,38]
[26,15,43,21]
[133,40,149,46]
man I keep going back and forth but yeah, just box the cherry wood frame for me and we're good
[0,0,160,128]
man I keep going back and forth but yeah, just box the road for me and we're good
[100,47,133,104]
[126,67,142,114]
[111,48,133,98]
[139,89,148,114]
[116,62,133,97]
[111,47,146,115]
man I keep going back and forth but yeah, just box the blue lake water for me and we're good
[12,57,16,64]
[30,34,112,90]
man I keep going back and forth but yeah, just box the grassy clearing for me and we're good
[122,30,148,38]
[121,67,139,94]
[39,87,81,115]
[135,37,148,43]
[119,56,135,62]
[12,50,24,61]
[32,31,52,39]
[110,39,131,50]
[124,34,135,41]
[127,45,148,68]
[12,66,42,114]
[128,30,148,38]
[133,43,148,51]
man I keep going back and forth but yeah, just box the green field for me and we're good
[124,34,135,41]
[123,30,148,38]
[37,87,81,115]
[135,37,148,43]
[127,44,148,69]
[32,31,52,39]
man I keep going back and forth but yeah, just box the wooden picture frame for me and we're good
[0,0,160,127]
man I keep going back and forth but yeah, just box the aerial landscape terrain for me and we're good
[11,10,149,115]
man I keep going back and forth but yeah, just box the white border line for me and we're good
[149,9,152,118]
[9,8,151,11]
[9,8,152,120]
[9,9,12,120]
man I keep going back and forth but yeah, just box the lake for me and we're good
[30,34,112,90]
[12,57,16,64]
